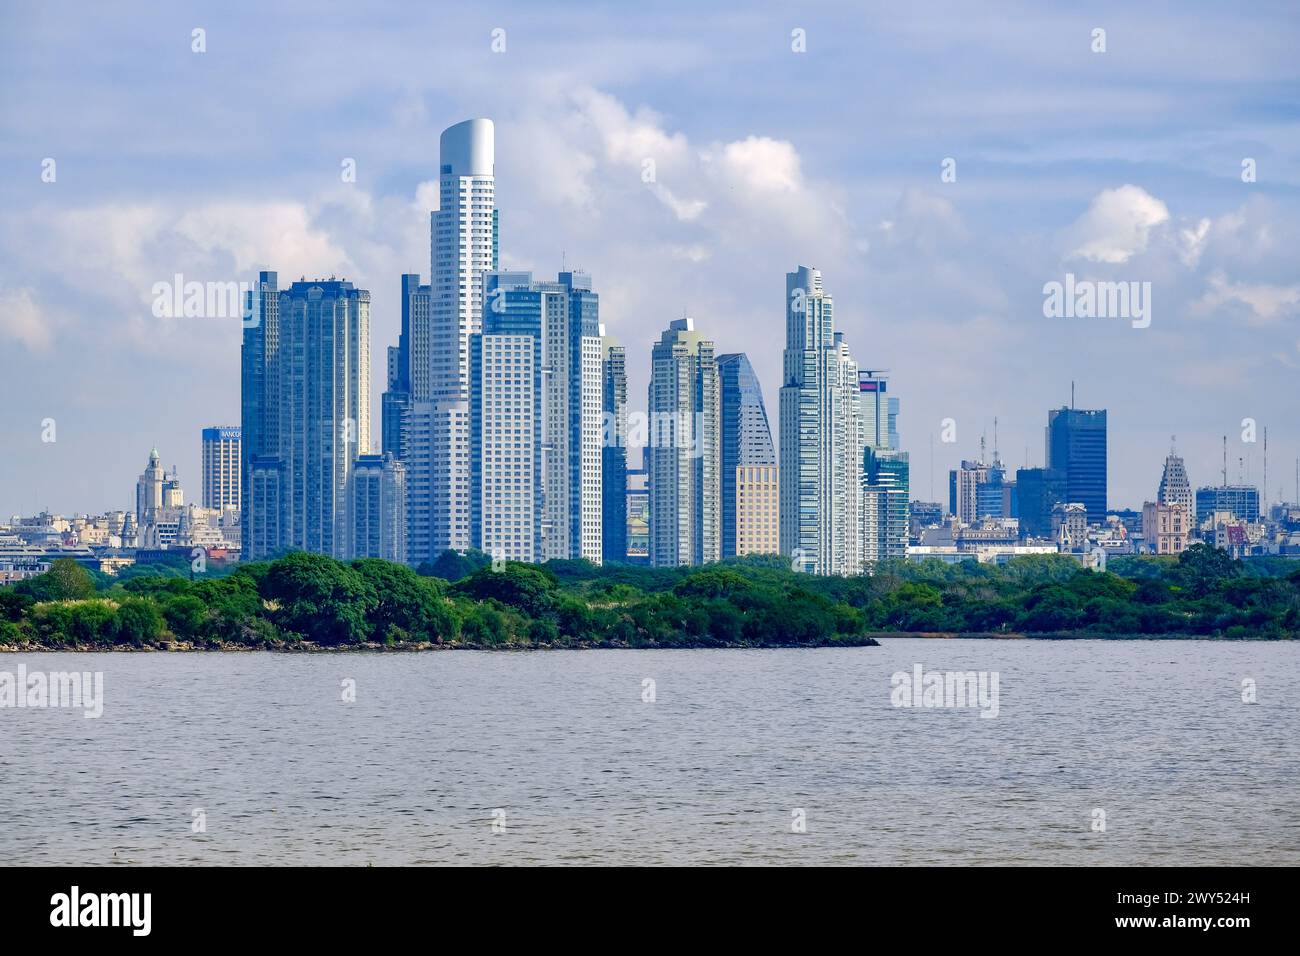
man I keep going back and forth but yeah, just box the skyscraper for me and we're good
[469,270,604,564]
[949,460,991,526]
[779,266,861,575]
[1015,467,1067,539]
[380,274,431,461]
[717,353,777,558]
[201,426,241,511]
[349,453,407,563]
[1046,405,1107,521]
[400,401,435,565]
[648,318,720,567]
[246,456,284,559]
[1157,446,1193,513]
[240,271,279,545]
[862,447,910,564]
[976,463,1007,520]
[417,119,498,559]
[602,326,628,565]
[541,272,603,563]
[857,370,892,450]
[469,272,544,562]
[857,370,909,566]
[431,119,497,404]
[243,277,371,559]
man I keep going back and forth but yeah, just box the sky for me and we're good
[1,0,1299,517]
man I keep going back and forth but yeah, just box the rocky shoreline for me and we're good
[0,636,884,652]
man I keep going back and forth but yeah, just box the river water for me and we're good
[2,639,1296,865]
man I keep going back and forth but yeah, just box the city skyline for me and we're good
[3,2,1300,517]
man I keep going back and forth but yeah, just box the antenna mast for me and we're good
[1262,426,1268,509]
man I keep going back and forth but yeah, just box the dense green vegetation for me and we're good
[1,544,1296,649]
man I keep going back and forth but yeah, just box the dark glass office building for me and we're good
[1046,407,1107,521]
[1195,485,1260,525]
[717,353,776,558]
[1015,467,1068,539]
[602,337,627,564]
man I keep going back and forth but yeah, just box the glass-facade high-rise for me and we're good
[648,318,720,567]
[470,272,543,562]
[381,274,431,461]
[862,447,910,564]
[431,119,496,404]
[1046,406,1107,521]
[350,453,406,563]
[717,353,776,558]
[857,370,909,565]
[779,266,861,575]
[976,464,1006,520]
[545,272,603,563]
[240,271,279,553]
[602,328,628,565]
[468,270,603,564]
[242,277,371,560]
[420,119,497,559]
[1195,485,1260,525]
[1015,467,1067,539]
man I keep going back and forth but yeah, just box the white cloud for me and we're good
[1,199,359,350]
[173,201,353,278]
[649,183,706,221]
[710,136,803,194]
[1194,271,1300,326]
[1178,217,1211,267]
[0,285,53,351]
[575,88,691,168]
[1066,185,1169,263]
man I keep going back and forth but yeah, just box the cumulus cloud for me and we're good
[709,136,803,194]
[575,88,691,169]
[0,198,362,350]
[1194,271,1300,326]
[173,201,354,278]
[499,85,853,261]
[1065,185,1170,263]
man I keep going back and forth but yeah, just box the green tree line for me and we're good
[1,544,1296,649]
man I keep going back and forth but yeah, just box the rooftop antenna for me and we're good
[1071,381,1075,410]
[929,432,934,500]
[1222,436,1228,488]
[1262,426,1268,509]
[993,417,1000,466]
[979,430,987,466]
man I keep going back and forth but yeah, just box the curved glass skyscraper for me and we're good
[717,353,776,558]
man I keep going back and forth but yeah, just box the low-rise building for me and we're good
[1141,501,1190,555]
